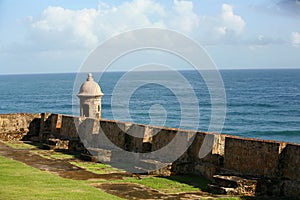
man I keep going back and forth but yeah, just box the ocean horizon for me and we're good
[0,68,299,144]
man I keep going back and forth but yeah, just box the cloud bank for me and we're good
[26,0,246,50]
[2,0,298,73]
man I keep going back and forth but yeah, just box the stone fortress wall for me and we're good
[0,113,299,198]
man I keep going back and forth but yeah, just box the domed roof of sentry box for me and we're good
[77,73,103,97]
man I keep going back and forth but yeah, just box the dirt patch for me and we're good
[95,182,219,200]
[0,141,130,180]
[0,141,233,199]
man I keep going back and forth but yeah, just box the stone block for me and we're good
[281,180,300,199]
[280,143,300,180]
[224,136,281,178]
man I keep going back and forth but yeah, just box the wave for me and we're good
[227,103,278,108]
[246,130,300,137]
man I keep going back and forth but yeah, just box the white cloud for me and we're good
[29,0,167,50]
[30,6,98,48]
[169,0,200,33]
[27,1,246,51]
[220,4,245,35]
[196,4,246,44]
[212,4,245,39]
[291,31,300,47]
[93,0,166,35]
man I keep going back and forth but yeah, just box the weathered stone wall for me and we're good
[1,113,300,198]
[60,115,80,140]
[49,114,62,136]
[222,137,300,198]
[57,115,300,198]
[223,136,282,178]
[280,143,300,180]
[280,143,300,198]
[99,120,131,150]
[0,113,41,140]
[38,113,52,141]
[172,132,226,179]
[0,113,41,133]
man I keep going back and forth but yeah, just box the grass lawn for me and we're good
[0,141,243,199]
[104,175,210,194]
[30,149,77,160]
[0,155,123,200]
[70,161,124,174]
[3,141,38,149]
[121,176,203,193]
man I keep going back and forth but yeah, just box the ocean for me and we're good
[0,69,299,144]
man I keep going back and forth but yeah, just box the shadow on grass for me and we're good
[160,174,211,191]
[240,197,292,200]
[23,141,83,160]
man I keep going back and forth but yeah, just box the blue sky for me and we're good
[0,0,300,74]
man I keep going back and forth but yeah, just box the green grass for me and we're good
[70,161,124,174]
[204,197,240,199]
[107,175,207,194]
[0,155,123,200]
[50,151,76,159]
[125,176,200,193]
[165,174,211,191]
[0,141,243,199]
[3,141,37,149]
[73,160,211,194]
[3,140,76,160]
[30,149,76,160]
